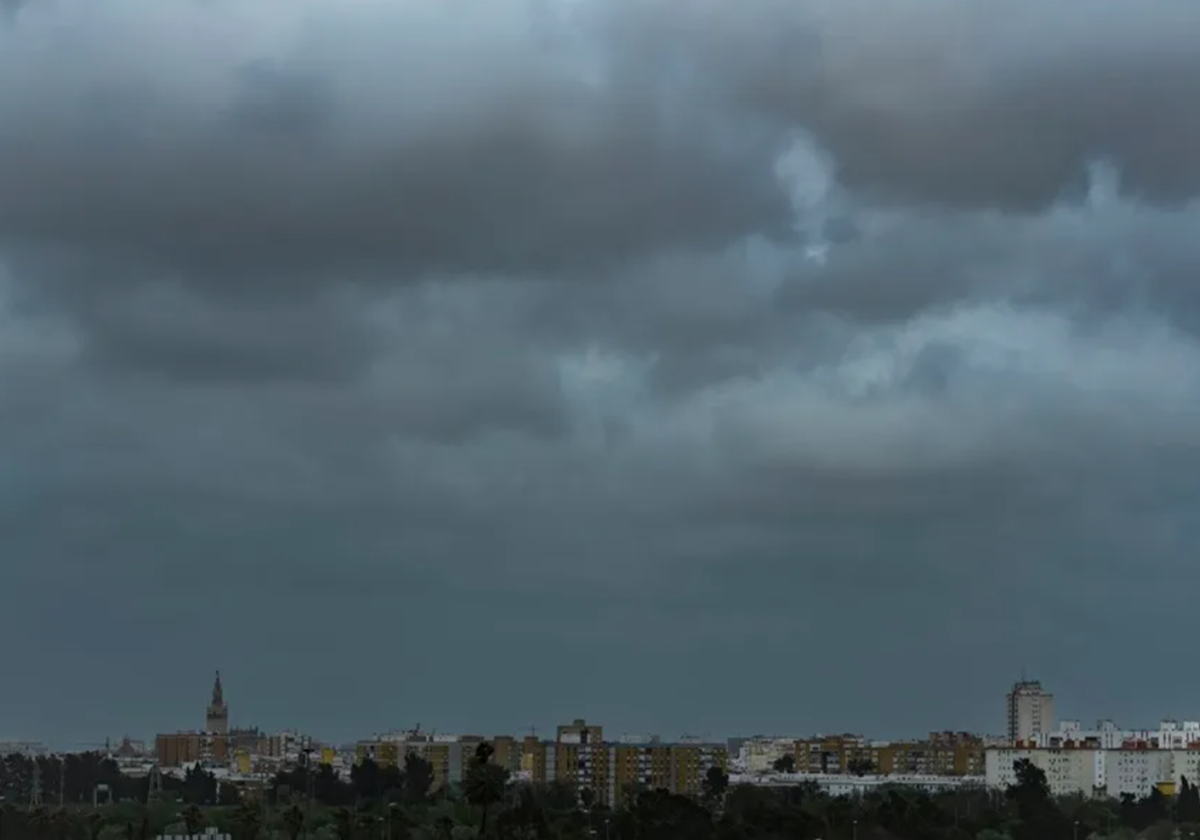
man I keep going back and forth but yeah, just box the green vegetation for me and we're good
[1,751,1197,840]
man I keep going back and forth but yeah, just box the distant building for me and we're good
[557,718,603,745]
[738,771,983,797]
[0,740,50,757]
[789,732,984,778]
[157,670,264,767]
[737,737,797,774]
[206,672,229,736]
[1025,719,1200,751]
[552,719,607,796]
[544,720,725,806]
[794,734,871,774]
[985,746,1200,798]
[114,737,148,757]
[155,732,215,767]
[351,719,725,807]
[354,731,488,792]
[1006,680,1054,744]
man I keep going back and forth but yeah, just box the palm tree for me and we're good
[282,805,305,840]
[182,804,204,838]
[701,766,729,811]
[463,743,508,837]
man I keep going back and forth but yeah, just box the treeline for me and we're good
[0,752,156,805]
[267,752,438,808]
[3,748,1200,840]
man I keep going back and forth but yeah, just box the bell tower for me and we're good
[205,670,229,735]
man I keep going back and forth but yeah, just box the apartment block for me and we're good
[1006,680,1055,743]
[520,735,548,780]
[500,720,728,807]
[786,732,983,778]
[490,736,526,774]
[156,732,229,767]
[341,719,725,805]
[554,720,610,800]
[670,740,727,798]
[876,733,985,777]
[1030,719,1200,751]
[351,733,492,792]
[794,735,872,774]
[738,738,798,774]
[610,738,674,802]
[354,736,403,768]
[603,737,727,805]
[985,747,1200,798]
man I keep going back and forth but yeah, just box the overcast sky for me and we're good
[3,0,1200,749]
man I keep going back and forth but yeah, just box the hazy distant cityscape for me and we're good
[6,674,1200,805]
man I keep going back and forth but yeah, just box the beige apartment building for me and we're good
[1006,680,1055,743]
[790,732,984,778]
[348,718,725,804]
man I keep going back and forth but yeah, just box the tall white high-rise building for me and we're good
[1006,679,1054,744]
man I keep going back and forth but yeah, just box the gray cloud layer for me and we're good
[2,0,1200,745]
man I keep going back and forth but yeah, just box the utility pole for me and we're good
[147,766,162,804]
[31,759,42,807]
[302,748,315,840]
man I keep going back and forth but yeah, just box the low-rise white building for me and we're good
[1030,720,1200,750]
[733,772,984,796]
[986,747,1200,798]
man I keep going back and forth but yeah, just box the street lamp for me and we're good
[301,748,316,840]
[387,803,400,840]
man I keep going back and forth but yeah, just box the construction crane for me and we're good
[57,741,113,756]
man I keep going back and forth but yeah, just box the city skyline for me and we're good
[4,0,1200,749]
[14,672,1200,751]
[15,676,1200,806]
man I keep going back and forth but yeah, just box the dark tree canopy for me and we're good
[0,752,1193,840]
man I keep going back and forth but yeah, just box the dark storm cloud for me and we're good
[716,0,1200,209]
[3,0,1200,745]
[0,1,792,289]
